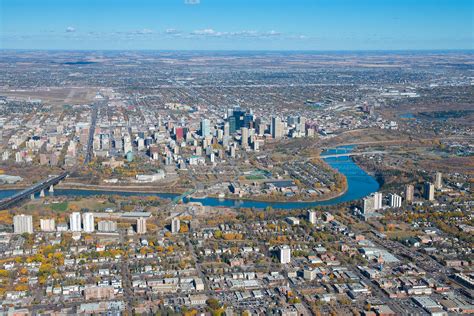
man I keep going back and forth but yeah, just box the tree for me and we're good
[206,298,221,310]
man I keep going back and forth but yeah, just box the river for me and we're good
[0,146,379,209]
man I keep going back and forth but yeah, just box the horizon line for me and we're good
[1,48,473,53]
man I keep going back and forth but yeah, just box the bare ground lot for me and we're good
[0,87,97,107]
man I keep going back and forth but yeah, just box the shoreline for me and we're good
[0,179,349,203]
[204,182,348,204]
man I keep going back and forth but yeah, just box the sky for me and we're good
[1,0,473,51]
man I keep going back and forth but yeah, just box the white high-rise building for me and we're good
[374,192,383,210]
[279,245,291,264]
[40,219,56,232]
[82,212,95,233]
[241,127,249,148]
[223,122,230,138]
[137,217,147,234]
[435,172,443,190]
[200,119,210,137]
[307,210,317,224]
[171,218,180,234]
[389,193,402,208]
[69,212,82,232]
[271,117,283,139]
[363,192,383,213]
[13,214,33,234]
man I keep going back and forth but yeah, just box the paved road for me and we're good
[84,101,101,165]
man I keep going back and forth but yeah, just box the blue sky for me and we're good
[1,0,473,50]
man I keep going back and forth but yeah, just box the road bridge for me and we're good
[319,150,386,159]
[0,172,68,209]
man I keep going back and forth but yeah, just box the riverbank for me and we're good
[0,147,379,209]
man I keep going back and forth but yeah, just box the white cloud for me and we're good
[165,28,181,35]
[66,26,76,33]
[184,0,200,4]
[189,28,286,39]
[191,28,224,36]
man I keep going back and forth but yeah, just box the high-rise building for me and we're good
[279,245,291,264]
[297,116,306,133]
[223,122,230,138]
[98,220,117,232]
[228,116,237,134]
[307,210,317,224]
[69,212,82,232]
[40,218,56,232]
[363,192,383,213]
[82,212,95,233]
[232,108,245,130]
[435,172,443,190]
[405,184,414,203]
[171,218,180,234]
[374,192,383,209]
[200,119,210,137]
[271,117,283,139]
[175,127,184,141]
[137,217,147,234]
[424,182,435,201]
[389,193,402,208]
[13,214,33,234]
[241,127,249,148]
[244,113,254,128]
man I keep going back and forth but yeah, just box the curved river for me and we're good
[0,146,379,209]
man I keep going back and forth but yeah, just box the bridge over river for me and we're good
[0,172,68,209]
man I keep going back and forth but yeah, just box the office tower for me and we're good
[98,220,117,232]
[232,107,245,129]
[435,172,443,190]
[171,218,180,234]
[82,212,95,233]
[241,127,249,148]
[226,108,234,119]
[228,116,237,134]
[40,219,56,232]
[287,116,296,126]
[244,112,254,128]
[271,117,283,139]
[297,116,306,133]
[137,138,145,150]
[257,122,266,136]
[175,127,184,141]
[389,193,402,208]
[223,122,230,138]
[137,217,147,234]
[13,214,33,234]
[123,135,132,154]
[279,245,291,264]
[200,119,210,137]
[424,182,435,201]
[217,128,223,141]
[405,184,414,203]
[69,212,82,232]
[307,210,317,224]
